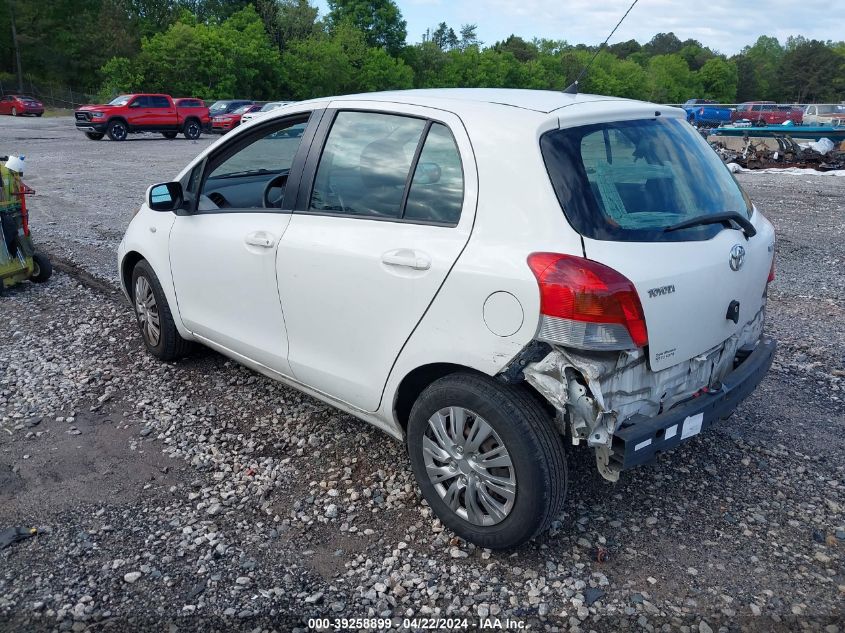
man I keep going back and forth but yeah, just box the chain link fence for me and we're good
[0,75,96,109]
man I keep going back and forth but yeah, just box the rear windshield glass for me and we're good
[540,117,752,242]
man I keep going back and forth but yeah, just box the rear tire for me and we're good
[85,132,104,140]
[183,119,202,140]
[30,253,52,283]
[131,260,191,361]
[36,113,42,117]
[407,372,567,549]
[162,131,178,139]
[107,120,128,141]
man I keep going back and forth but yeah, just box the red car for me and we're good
[74,94,205,141]
[211,103,262,133]
[731,101,803,126]
[0,94,44,117]
[175,97,211,132]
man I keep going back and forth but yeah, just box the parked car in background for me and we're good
[731,101,803,126]
[0,95,44,117]
[803,104,845,126]
[74,94,204,141]
[682,99,732,127]
[207,99,253,129]
[118,88,776,549]
[211,103,263,133]
[240,101,293,125]
[174,98,211,132]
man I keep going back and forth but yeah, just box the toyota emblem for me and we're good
[729,244,746,271]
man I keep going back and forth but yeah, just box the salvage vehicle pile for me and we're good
[710,134,845,171]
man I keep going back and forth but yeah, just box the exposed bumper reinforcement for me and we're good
[612,336,776,470]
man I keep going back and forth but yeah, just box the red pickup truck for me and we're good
[731,101,804,126]
[74,94,205,141]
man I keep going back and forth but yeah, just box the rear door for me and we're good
[542,114,774,371]
[276,104,476,411]
[149,95,177,129]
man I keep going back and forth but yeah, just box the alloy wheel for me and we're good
[423,406,516,526]
[134,276,161,347]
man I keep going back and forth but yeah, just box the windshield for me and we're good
[233,105,253,114]
[817,105,845,115]
[109,95,132,106]
[540,117,752,242]
[260,102,284,112]
[209,101,230,114]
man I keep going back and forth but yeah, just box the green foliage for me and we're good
[98,57,143,100]
[326,0,406,55]
[647,54,701,103]
[1,0,842,107]
[281,24,412,99]
[698,58,738,102]
[100,5,283,99]
[778,39,845,103]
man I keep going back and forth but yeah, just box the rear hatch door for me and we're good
[541,113,774,370]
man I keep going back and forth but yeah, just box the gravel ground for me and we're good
[1,116,844,632]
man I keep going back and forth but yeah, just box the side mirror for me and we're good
[415,162,441,185]
[147,182,183,212]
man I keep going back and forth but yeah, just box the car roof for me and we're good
[310,88,640,115]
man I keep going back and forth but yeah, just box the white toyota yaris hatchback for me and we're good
[119,89,776,548]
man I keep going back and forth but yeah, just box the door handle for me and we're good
[381,249,431,271]
[244,231,276,248]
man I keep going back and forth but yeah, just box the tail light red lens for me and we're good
[527,253,648,348]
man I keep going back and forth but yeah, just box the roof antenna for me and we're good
[563,0,641,94]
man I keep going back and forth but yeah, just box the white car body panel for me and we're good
[169,212,294,374]
[277,101,478,412]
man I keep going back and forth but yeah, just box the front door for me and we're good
[277,105,476,411]
[169,112,316,375]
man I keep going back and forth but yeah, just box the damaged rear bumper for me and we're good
[612,336,776,470]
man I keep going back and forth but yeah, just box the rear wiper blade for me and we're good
[664,212,756,238]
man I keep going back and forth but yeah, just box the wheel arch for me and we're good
[392,362,555,433]
[120,250,145,300]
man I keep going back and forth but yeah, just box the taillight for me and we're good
[767,256,775,283]
[527,253,648,350]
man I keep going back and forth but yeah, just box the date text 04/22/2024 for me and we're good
[306,617,528,630]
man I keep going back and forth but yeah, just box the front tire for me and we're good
[107,120,128,141]
[30,253,52,283]
[407,372,567,549]
[85,132,104,140]
[131,260,191,361]
[162,131,178,139]
[183,119,202,140]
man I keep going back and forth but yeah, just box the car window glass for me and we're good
[404,123,464,225]
[151,96,169,108]
[541,118,751,242]
[199,118,308,211]
[132,96,150,108]
[310,111,426,219]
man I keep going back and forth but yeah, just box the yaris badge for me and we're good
[729,244,746,271]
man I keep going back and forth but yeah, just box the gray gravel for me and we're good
[1,116,844,631]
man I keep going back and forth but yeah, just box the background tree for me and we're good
[326,0,406,55]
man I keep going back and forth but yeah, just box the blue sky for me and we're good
[314,0,842,55]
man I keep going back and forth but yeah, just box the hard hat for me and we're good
[5,155,25,173]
